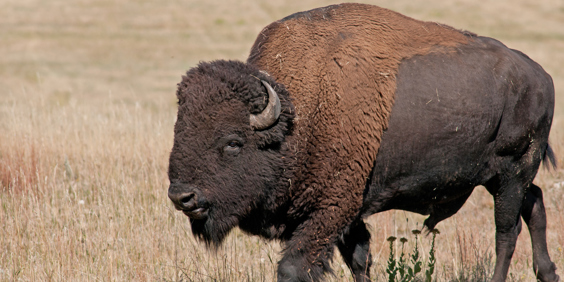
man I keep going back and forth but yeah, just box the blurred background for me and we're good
[1,0,563,281]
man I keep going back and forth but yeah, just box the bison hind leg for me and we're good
[484,176,527,282]
[423,190,473,232]
[521,184,560,282]
[337,220,372,282]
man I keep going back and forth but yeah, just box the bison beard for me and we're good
[168,3,559,282]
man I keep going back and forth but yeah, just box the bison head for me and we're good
[168,60,294,245]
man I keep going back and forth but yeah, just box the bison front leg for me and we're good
[521,184,560,282]
[337,220,372,282]
[277,208,355,282]
[277,245,335,282]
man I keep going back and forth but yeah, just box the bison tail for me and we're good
[543,143,557,170]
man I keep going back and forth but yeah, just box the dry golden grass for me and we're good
[1,0,563,281]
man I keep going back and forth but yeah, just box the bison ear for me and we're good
[249,80,281,130]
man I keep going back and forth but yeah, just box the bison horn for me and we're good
[250,80,281,130]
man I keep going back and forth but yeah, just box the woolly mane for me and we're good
[248,3,471,229]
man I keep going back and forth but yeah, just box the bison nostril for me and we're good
[179,193,195,206]
[169,191,198,211]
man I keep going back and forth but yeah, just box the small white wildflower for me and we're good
[78,200,85,205]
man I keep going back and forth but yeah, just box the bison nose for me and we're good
[169,191,197,211]
[168,183,209,220]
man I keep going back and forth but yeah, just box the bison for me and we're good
[168,3,558,282]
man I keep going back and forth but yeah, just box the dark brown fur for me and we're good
[247,4,470,279]
[169,3,558,282]
[248,2,471,220]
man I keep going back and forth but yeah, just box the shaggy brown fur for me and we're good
[247,3,471,278]
[169,3,559,281]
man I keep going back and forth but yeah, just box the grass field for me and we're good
[1,0,563,281]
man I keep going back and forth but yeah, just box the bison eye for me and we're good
[227,141,240,147]
[224,140,242,154]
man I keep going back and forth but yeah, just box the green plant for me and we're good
[408,230,423,281]
[425,229,439,282]
[386,229,439,282]
[387,236,398,282]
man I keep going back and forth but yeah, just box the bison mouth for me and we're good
[182,207,209,220]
